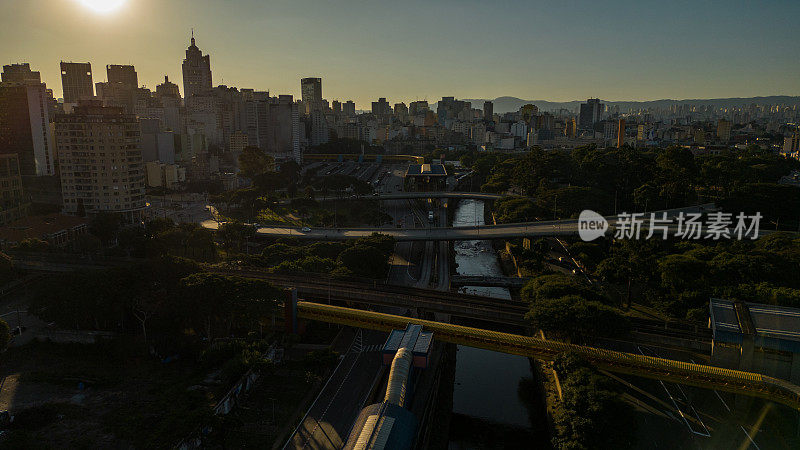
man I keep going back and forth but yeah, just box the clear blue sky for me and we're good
[1,0,798,108]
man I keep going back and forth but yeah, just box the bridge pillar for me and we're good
[284,288,298,334]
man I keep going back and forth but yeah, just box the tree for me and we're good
[551,352,637,449]
[89,212,122,244]
[0,318,9,349]
[238,146,274,180]
[526,295,629,341]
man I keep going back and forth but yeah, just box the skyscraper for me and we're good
[0,65,55,177]
[156,75,181,99]
[60,61,94,105]
[300,77,322,114]
[578,98,603,130]
[106,64,138,89]
[371,97,391,116]
[617,118,626,148]
[182,33,212,100]
[1,63,41,84]
[343,100,356,117]
[483,101,493,121]
[55,101,145,223]
[716,119,731,142]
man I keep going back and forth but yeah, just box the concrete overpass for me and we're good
[281,191,505,204]
[297,301,800,411]
[202,203,724,241]
[450,275,530,288]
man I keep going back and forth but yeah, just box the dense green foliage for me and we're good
[244,233,395,279]
[552,353,636,449]
[486,145,799,227]
[522,274,629,341]
[28,257,282,347]
[237,146,275,180]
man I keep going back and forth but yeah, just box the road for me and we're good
[285,330,385,450]
[280,191,504,204]
[202,209,718,241]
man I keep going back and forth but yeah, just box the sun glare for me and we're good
[79,0,127,14]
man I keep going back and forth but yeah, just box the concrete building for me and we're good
[59,61,94,106]
[300,77,322,115]
[0,77,55,177]
[710,299,800,384]
[155,75,181,100]
[1,63,41,84]
[409,101,428,117]
[483,100,493,122]
[55,101,146,223]
[182,34,212,100]
[343,100,356,117]
[782,133,799,157]
[310,109,329,147]
[404,163,447,191]
[145,161,186,190]
[716,119,732,142]
[617,118,626,148]
[0,154,29,225]
[372,97,392,116]
[578,98,603,130]
[106,64,137,89]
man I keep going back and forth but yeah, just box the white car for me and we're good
[301,226,311,232]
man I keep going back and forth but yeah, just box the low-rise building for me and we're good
[710,298,800,384]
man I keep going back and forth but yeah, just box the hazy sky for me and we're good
[2,0,798,108]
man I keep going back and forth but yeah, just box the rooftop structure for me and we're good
[710,298,800,383]
[403,163,447,191]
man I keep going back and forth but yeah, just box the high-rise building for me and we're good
[483,101,493,122]
[55,101,145,223]
[578,98,603,130]
[716,119,732,142]
[332,100,342,115]
[372,97,391,116]
[783,133,800,156]
[60,61,94,105]
[310,109,329,147]
[394,102,408,122]
[617,118,626,148]
[1,63,41,84]
[182,33,212,100]
[409,101,428,116]
[0,76,55,177]
[106,64,138,90]
[343,100,356,117]
[300,77,322,114]
[0,154,29,225]
[156,75,181,99]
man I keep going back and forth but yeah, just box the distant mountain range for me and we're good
[432,96,800,114]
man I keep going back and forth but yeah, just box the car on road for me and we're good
[301,226,311,232]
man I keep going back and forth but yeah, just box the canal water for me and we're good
[449,199,539,446]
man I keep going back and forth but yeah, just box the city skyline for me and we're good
[2,0,799,108]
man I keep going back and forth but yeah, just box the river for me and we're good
[449,199,540,447]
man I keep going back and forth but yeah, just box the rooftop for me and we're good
[405,164,447,177]
[710,298,800,352]
[0,214,89,243]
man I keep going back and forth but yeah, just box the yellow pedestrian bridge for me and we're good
[297,301,800,411]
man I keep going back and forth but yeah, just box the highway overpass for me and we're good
[202,203,723,241]
[279,191,506,204]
